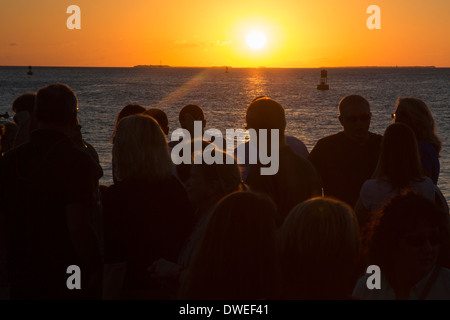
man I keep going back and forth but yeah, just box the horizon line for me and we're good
[0,64,446,69]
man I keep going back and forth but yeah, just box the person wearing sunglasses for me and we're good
[353,192,450,300]
[308,95,382,207]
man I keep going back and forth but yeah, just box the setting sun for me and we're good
[246,31,267,50]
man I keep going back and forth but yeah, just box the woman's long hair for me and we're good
[179,191,281,300]
[112,114,173,182]
[373,123,424,190]
[278,197,361,299]
[394,97,442,155]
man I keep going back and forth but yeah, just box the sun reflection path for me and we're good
[154,69,209,109]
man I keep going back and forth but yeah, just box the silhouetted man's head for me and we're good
[36,83,78,125]
[179,104,205,135]
[12,92,36,115]
[145,108,169,135]
[338,95,371,144]
[246,97,286,132]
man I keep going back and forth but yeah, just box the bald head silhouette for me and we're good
[246,97,286,132]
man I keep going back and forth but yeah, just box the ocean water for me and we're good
[1,66,449,201]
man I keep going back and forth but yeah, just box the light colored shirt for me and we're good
[353,266,450,300]
[360,177,435,213]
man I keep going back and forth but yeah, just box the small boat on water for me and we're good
[225,66,229,73]
[317,69,329,90]
[27,66,33,76]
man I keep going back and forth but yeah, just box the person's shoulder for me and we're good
[416,177,437,200]
[413,176,435,191]
[418,140,438,155]
[316,132,344,145]
[352,272,394,300]
[283,146,309,162]
[65,144,103,178]
[367,131,383,143]
[0,147,16,164]
[309,133,343,158]
[0,140,34,173]
[83,141,100,163]
[438,267,450,285]
[351,273,383,300]
[439,267,450,275]
[360,179,378,197]
[2,138,33,157]
[422,176,434,185]
[285,135,309,158]
[283,147,319,175]
[352,273,370,296]
[418,140,434,148]
[361,178,378,189]
[429,267,450,299]
[57,138,89,160]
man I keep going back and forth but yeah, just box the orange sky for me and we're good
[1,0,449,67]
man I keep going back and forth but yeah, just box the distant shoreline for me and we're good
[0,65,442,69]
[133,65,171,68]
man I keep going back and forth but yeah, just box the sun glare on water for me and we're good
[246,31,267,50]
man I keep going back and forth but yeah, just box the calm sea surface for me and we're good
[1,66,449,201]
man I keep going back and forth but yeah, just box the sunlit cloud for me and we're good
[174,40,232,48]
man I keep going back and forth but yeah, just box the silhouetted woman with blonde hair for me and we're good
[102,114,194,299]
[393,97,442,184]
[278,197,361,299]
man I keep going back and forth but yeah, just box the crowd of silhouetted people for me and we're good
[0,83,449,300]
